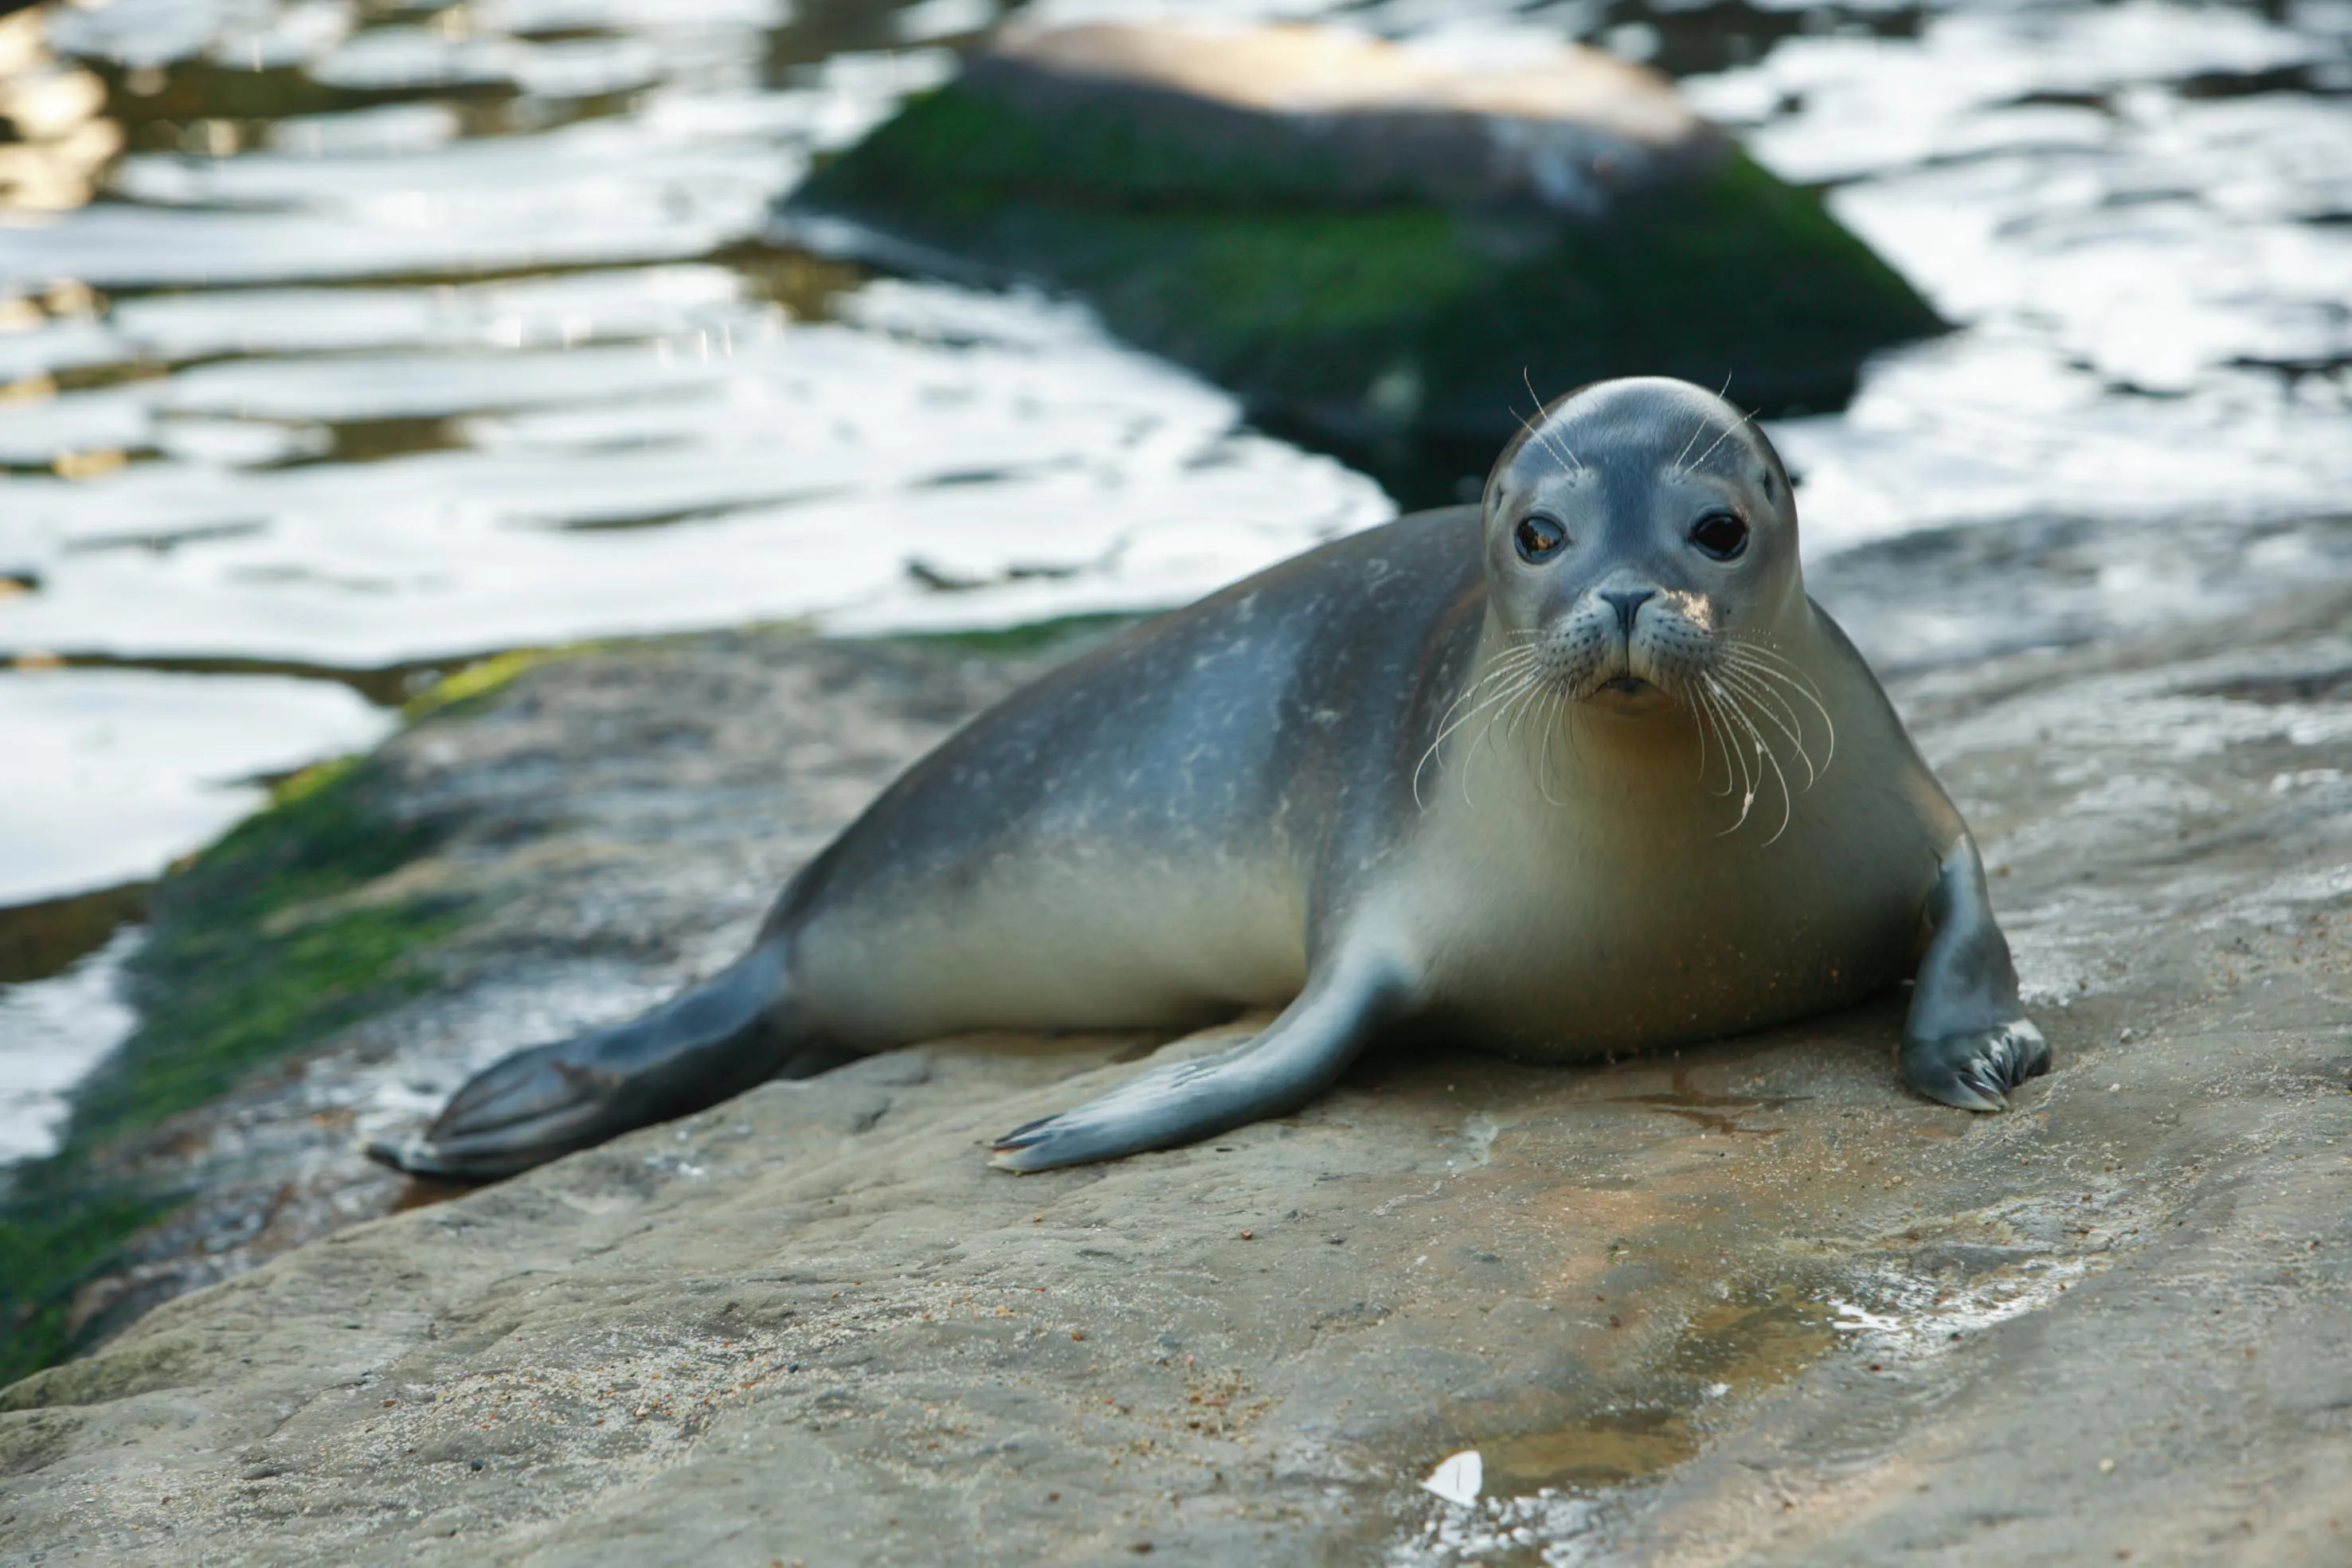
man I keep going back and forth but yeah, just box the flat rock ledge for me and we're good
[7,566,2352,1564]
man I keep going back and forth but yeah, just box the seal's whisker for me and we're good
[1481,659,1552,753]
[1708,689,1757,832]
[1494,668,1553,752]
[1540,686,1576,806]
[1684,400,1759,478]
[1414,653,1542,809]
[1702,686,1743,798]
[1704,681,1761,835]
[1722,636,1824,694]
[1689,684,1733,797]
[1720,636,1817,687]
[1419,678,1528,806]
[1670,373,1732,475]
[1520,367,1583,474]
[1709,676,1795,843]
[1724,649,1837,769]
[1509,397,1580,481]
[1700,685,1757,831]
[1719,682,1768,834]
[1721,661,1819,779]
[1717,663,1817,790]
[1687,680,1713,786]
[1470,668,1552,807]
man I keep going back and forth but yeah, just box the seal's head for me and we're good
[1482,376,1802,718]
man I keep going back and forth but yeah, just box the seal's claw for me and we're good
[1902,1019,2049,1112]
[368,1042,627,1182]
[991,1116,1051,1149]
[988,1110,1121,1171]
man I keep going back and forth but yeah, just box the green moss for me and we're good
[796,82,1943,476]
[0,753,463,1386]
[401,643,597,722]
[807,81,1365,213]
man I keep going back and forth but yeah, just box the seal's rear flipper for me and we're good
[366,936,804,1182]
[1900,836,2049,1111]
[988,956,1411,1171]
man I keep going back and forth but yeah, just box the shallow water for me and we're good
[0,0,2346,1159]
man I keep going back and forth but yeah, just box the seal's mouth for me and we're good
[1584,672,1672,715]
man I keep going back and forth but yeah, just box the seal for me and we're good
[370,377,2047,1181]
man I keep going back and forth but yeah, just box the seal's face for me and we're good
[1481,377,1802,720]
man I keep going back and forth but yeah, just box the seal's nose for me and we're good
[1599,588,1655,636]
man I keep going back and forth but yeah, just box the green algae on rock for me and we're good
[0,751,465,1386]
[787,22,1941,455]
[0,643,596,1384]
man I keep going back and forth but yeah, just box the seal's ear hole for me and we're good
[1515,514,1568,563]
[1689,512,1750,561]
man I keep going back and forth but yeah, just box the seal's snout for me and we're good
[1599,588,1654,636]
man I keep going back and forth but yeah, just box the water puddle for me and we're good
[1396,1285,1842,1565]
[1466,1286,1839,1500]
[1481,1408,1699,1496]
[1394,1186,2150,1564]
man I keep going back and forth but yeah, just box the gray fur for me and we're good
[370,377,2045,1181]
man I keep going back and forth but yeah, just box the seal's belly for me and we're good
[794,846,1309,1042]
[1450,887,1918,1057]
[1414,800,1938,1058]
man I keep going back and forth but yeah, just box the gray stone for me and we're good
[962,22,1728,219]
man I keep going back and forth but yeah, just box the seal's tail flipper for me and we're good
[366,936,806,1182]
[988,956,1411,1172]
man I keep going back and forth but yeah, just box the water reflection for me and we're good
[0,0,1390,912]
[0,10,120,213]
[0,666,386,905]
[0,925,139,1164]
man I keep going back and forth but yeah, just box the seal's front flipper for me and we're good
[367,936,807,1181]
[1901,837,2049,1111]
[989,958,1412,1172]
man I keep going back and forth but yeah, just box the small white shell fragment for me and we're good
[1421,1449,1482,1507]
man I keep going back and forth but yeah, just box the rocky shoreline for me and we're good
[6,508,2352,1562]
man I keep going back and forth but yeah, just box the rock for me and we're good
[785,22,1941,467]
[0,630,1071,1386]
[5,518,2352,1562]
[956,24,1727,217]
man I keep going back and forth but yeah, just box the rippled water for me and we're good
[0,0,2347,1158]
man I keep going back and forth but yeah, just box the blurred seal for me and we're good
[370,377,2045,1180]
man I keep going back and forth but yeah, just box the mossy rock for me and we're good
[790,54,1940,478]
[0,754,464,1385]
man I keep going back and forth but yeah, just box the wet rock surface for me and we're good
[7,531,2352,1564]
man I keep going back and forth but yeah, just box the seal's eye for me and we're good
[1515,514,1567,562]
[1689,512,1749,561]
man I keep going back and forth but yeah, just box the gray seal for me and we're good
[371,377,2047,1181]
